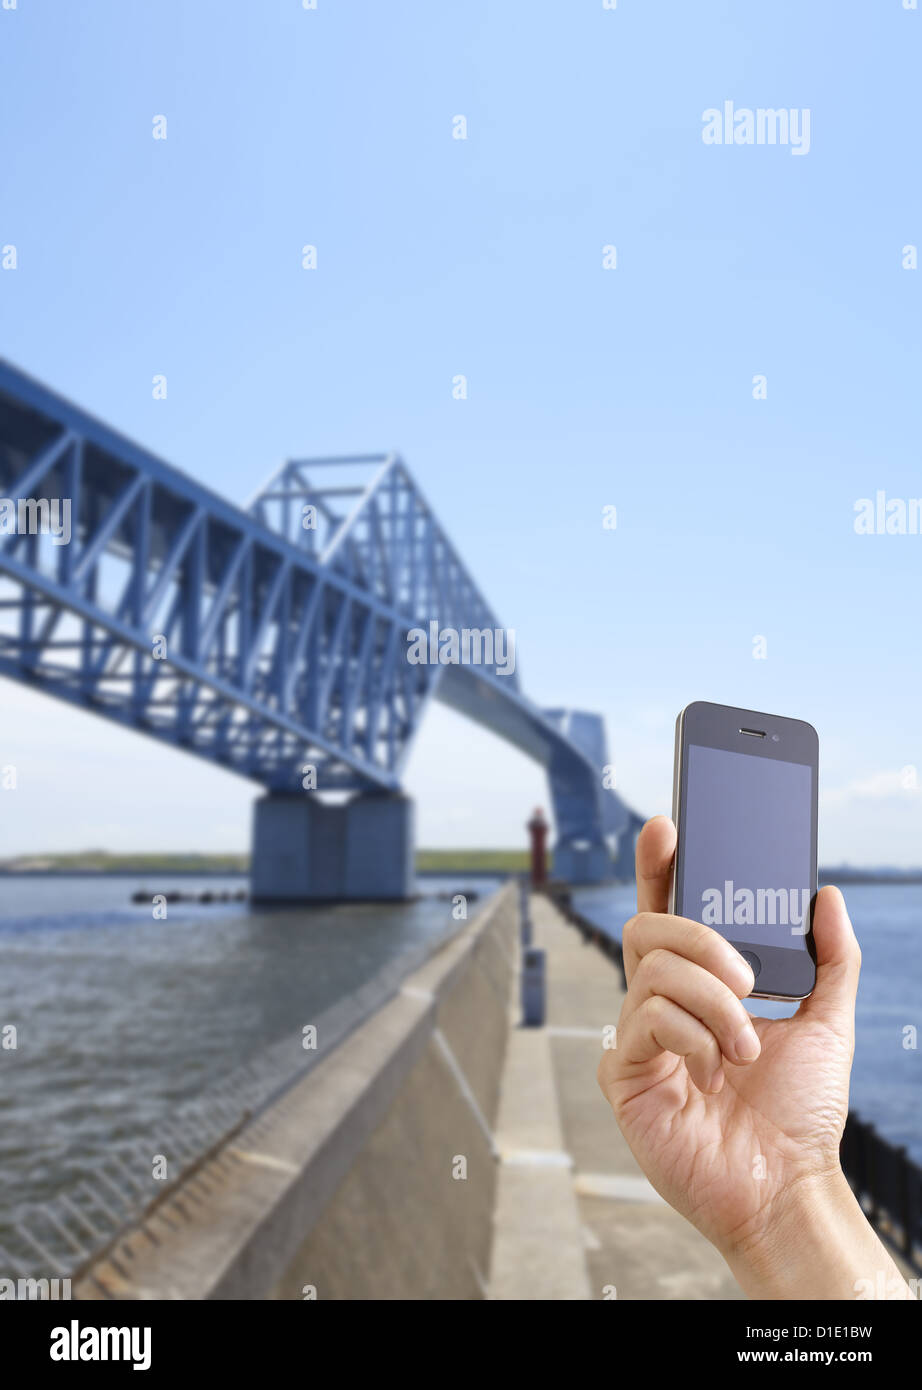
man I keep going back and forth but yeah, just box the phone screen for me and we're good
[680,744,812,946]
[674,703,818,999]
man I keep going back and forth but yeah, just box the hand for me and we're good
[597,815,912,1299]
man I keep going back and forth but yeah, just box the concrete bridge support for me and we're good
[250,792,415,902]
[552,839,612,884]
[611,812,645,882]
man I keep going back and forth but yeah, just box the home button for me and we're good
[740,950,762,979]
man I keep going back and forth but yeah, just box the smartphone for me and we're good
[670,701,818,1001]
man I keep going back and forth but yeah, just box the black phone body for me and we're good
[671,701,818,1001]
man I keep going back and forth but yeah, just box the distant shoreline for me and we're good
[819,869,922,885]
[0,850,525,876]
[0,852,919,884]
[0,868,507,880]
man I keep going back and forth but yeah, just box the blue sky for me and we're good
[1,0,921,863]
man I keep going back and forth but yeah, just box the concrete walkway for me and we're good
[489,893,744,1300]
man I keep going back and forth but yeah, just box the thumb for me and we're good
[798,885,861,1033]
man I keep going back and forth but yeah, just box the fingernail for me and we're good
[708,1061,724,1092]
[727,951,755,995]
[734,1021,760,1062]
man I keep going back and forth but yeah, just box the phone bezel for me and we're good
[671,700,818,1002]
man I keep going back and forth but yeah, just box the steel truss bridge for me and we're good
[0,360,642,897]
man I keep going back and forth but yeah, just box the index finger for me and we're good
[622,912,756,997]
[635,815,676,915]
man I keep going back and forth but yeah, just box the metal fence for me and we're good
[841,1113,922,1274]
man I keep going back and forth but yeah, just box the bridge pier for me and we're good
[611,812,645,882]
[552,839,612,885]
[250,793,415,903]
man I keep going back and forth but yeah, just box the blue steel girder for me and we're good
[0,360,638,861]
[246,455,518,685]
[0,364,434,791]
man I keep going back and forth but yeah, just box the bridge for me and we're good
[0,360,643,899]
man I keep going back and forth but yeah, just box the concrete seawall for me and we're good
[74,883,518,1300]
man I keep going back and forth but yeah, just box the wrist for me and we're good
[720,1167,911,1301]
